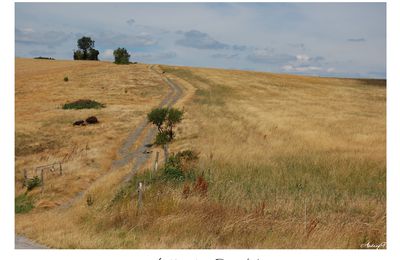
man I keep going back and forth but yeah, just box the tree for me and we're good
[147,107,184,161]
[73,50,83,60]
[165,108,184,140]
[113,47,131,64]
[73,36,99,61]
[147,108,168,132]
[78,36,94,59]
[88,48,99,60]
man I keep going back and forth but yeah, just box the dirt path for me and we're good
[15,235,47,249]
[15,64,184,249]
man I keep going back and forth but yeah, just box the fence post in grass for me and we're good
[59,163,63,176]
[153,151,159,174]
[163,144,169,164]
[41,169,44,194]
[137,182,143,214]
[22,169,27,188]
[304,197,307,234]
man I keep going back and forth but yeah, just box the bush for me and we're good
[193,176,208,197]
[34,56,55,60]
[162,149,199,182]
[155,132,170,145]
[113,47,131,64]
[64,76,69,82]
[164,164,185,181]
[26,176,41,191]
[73,50,83,60]
[15,194,34,213]
[62,99,105,110]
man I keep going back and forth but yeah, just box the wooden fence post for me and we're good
[153,151,159,174]
[304,197,307,234]
[22,169,27,188]
[41,169,44,194]
[137,182,143,214]
[163,144,169,164]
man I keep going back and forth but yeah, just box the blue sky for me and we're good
[15,2,386,78]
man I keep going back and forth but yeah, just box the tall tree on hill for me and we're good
[113,47,131,64]
[73,36,99,61]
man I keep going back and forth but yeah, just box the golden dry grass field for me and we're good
[15,58,386,248]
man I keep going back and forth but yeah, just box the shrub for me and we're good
[164,163,184,181]
[15,194,34,213]
[113,47,131,64]
[26,176,41,191]
[62,99,105,110]
[162,149,199,182]
[155,132,170,145]
[34,56,55,60]
[193,176,208,197]
[64,76,69,82]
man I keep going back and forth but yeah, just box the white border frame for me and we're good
[2,1,397,259]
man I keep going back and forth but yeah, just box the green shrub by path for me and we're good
[64,76,69,82]
[15,194,34,214]
[62,99,105,110]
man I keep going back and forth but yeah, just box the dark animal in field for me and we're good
[73,120,86,126]
[85,116,99,124]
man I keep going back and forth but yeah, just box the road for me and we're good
[15,65,184,249]
[15,235,47,249]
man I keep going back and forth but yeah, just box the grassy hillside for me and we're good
[15,59,386,248]
[15,58,168,207]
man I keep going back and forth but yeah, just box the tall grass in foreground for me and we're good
[78,149,384,248]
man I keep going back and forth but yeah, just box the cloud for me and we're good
[16,28,71,48]
[283,64,323,72]
[95,30,158,47]
[289,43,306,51]
[232,45,248,51]
[247,49,295,64]
[100,49,114,60]
[211,53,239,59]
[126,18,136,26]
[134,51,177,61]
[347,38,366,42]
[281,53,332,73]
[295,54,310,63]
[176,30,229,50]
[295,54,324,64]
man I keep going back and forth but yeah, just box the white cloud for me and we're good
[100,49,114,60]
[296,54,310,63]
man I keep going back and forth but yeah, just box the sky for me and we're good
[15,2,386,78]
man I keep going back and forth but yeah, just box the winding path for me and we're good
[15,64,184,249]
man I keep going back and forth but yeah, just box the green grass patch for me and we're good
[15,194,34,214]
[62,99,105,110]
